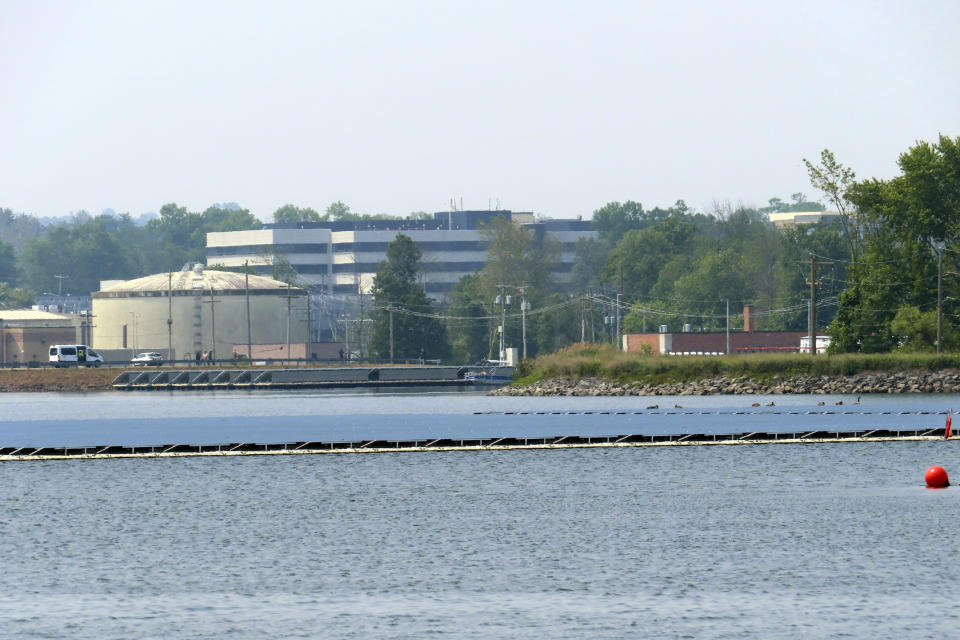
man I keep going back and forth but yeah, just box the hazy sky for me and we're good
[2,0,958,221]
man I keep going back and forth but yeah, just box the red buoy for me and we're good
[946,415,953,439]
[925,465,950,488]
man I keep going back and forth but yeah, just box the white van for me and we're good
[49,345,104,367]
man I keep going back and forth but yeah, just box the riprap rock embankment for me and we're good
[492,371,960,396]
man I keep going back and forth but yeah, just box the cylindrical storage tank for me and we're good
[91,265,309,360]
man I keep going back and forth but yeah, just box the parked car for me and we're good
[131,352,163,366]
[49,344,104,367]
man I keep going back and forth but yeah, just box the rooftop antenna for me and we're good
[448,198,453,230]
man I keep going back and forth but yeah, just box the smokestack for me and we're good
[743,304,754,332]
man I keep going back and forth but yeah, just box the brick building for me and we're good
[623,305,814,355]
[0,309,86,364]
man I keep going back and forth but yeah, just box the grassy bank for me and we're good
[0,367,120,392]
[514,344,960,386]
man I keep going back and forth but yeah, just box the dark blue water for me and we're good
[2,391,959,638]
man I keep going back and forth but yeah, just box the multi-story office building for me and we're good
[206,210,595,298]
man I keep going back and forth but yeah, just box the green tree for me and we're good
[571,236,612,295]
[0,282,35,309]
[0,208,47,252]
[591,201,646,244]
[0,240,17,285]
[827,135,960,352]
[888,305,959,352]
[602,215,697,300]
[446,273,490,363]
[326,201,351,219]
[479,215,560,358]
[20,216,136,294]
[201,205,259,233]
[273,204,325,224]
[531,293,583,354]
[480,215,559,294]
[804,149,860,261]
[141,203,203,270]
[370,234,450,362]
[766,218,847,331]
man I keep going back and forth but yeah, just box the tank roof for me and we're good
[98,267,301,293]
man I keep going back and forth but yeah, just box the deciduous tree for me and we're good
[370,234,450,362]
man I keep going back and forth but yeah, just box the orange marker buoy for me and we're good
[946,415,953,440]
[925,465,950,488]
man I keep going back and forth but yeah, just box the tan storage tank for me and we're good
[91,265,308,361]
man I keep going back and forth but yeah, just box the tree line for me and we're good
[369,195,848,363]
[3,134,957,359]
[373,135,960,361]
[0,200,424,308]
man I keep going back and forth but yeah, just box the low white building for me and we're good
[767,211,841,229]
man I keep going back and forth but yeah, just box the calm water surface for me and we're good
[1,389,956,447]
[1,391,959,638]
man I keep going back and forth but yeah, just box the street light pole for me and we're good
[54,274,69,297]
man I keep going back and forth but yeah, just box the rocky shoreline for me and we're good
[491,371,960,396]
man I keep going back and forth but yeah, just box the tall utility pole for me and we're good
[358,278,365,360]
[723,298,730,355]
[617,265,624,350]
[498,284,506,363]
[615,293,622,351]
[520,287,529,360]
[285,284,292,365]
[799,253,831,355]
[245,261,252,360]
[389,308,395,364]
[128,311,137,354]
[306,288,312,361]
[935,241,946,353]
[167,272,173,362]
[208,287,217,361]
[577,296,584,343]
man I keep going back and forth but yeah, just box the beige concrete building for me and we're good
[91,265,308,361]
